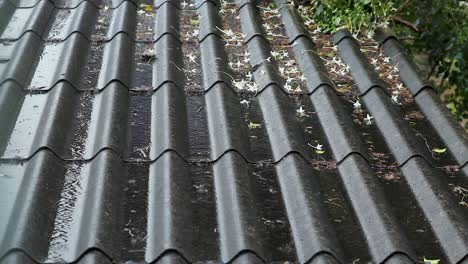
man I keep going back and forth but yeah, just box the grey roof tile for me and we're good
[0,0,53,41]
[375,28,468,166]
[1,1,468,263]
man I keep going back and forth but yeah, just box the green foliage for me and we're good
[302,0,396,35]
[399,0,468,125]
[300,0,468,126]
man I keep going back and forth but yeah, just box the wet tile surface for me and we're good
[0,0,467,263]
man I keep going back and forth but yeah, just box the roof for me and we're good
[0,0,467,263]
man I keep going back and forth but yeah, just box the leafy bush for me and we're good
[299,0,468,127]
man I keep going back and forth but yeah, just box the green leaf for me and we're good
[141,4,153,11]
[423,257,440,264]
[190,19,199,26]
[248,122,262,129]
[432,148,447,154]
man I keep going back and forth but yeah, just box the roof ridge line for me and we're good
[1,147,458,172]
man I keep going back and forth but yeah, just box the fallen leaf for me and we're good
[141,4,153,11]
[248,122,262,129]
[190,19,199,26]
[432,148,447,154]
[423,257,440,264]
[335,87,348,93]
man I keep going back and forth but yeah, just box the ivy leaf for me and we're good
[432,148,447,154]
[423,257,440,264]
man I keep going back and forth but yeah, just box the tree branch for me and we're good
[392,15,420,32]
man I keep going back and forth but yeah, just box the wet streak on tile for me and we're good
[45,2,98,41]
[81,43,105,90]
[45,8,73,40]
[46,163,86,261]
[90,4,112,41]
[121,163,149,261]
[186,95,210,161]
[0,152,67,262]
[67,92,94,159]
[127,95,152,161]
[29,35,90,90]
[2,95,44,157]
[0,160,27,242]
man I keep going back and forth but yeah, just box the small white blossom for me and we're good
[353,100,361,109]
[312,143,323,151]
[233,79,245,90]
[246,72,253,81]
[271,51,280,58]
[279,67,285,75]
[296,106,306,117]
[364,114,374,125]
[186,53,197,64]
[247,82,258,92]
[391,95,401,104]
[222,29,235,37]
